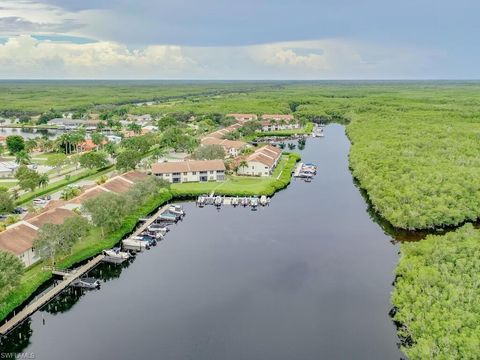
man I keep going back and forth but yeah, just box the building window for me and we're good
[209,171,214,174]
[192,171,197,175]
[173,172,180,176]
[183,172,188,175]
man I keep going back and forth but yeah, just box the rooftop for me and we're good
[152,159,226,174]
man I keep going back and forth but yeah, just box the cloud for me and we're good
[0,0,84,36]
[0,36,198,79]
[0,35,436,79]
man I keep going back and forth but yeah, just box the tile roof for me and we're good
[152,160,226,174]
[246,145,283,167]
[0,224,38,255]
[261,114,295,121]
[28,208,76,228]
[200,137,247,150]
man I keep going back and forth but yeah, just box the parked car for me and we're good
[33,198,47,205]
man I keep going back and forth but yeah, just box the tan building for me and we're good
[260,114,299,132]
[152,160,226,183]
[0,171,149,267]
[200,137,249,157]
[237,145,283,177]
[226,114,258,123]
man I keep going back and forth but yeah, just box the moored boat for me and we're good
[72,277,101,289]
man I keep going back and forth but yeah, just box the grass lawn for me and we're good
[15,165,114,205]
[171,153,299,197]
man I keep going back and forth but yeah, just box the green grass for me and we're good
[15,165,114,205]
[0,189,173,322]
[392,223,480,359]
[171,153,300,197]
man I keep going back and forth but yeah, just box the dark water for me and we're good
[0,127,60,139]
[1,124,403,359]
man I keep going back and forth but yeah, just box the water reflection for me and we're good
[1,125,406,359]
[0,319,33,353]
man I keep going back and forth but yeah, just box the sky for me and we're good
[0,0,478,79]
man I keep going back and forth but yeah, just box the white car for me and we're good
[33,198,47,205]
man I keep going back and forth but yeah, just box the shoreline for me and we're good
[0,153,300,325]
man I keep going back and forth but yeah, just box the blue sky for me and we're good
[0,0,478,79]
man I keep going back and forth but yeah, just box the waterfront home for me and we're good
[152,160,226,183]
[0,208,76,267]
[226,114,258,123]
[0,171,149,267]
[260,114,299,132]
[208,123,243,139]
[236,145,282,177]
[200,137,249,157]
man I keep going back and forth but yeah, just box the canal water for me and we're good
[0,127,60,139]
[0,124,403,359]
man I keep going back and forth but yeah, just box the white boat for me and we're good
[122,238,149,252]
[72,277,100,289]
[250,197,259,207]
[103,248,130,260]
[240,197,249,207]
[158,212,178,222]
[231,197,239,206]
[168,205,185,216]
[142,230,164,240]
[214,196,223,206]
[147,224,169,234]
[260,195,268,206]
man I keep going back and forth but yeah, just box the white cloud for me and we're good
[0,0,83,35]
[0,36,198,79]
[0,35,435,79]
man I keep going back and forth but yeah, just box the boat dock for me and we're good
[294,162,304,177]
[132,204,171,236]
[0,254,105,335]
[0,202,179,336]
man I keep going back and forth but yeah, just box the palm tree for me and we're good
[38,173,49,188]
[25,138,38,153]
[15,150,31,165]
[237,160,248,173]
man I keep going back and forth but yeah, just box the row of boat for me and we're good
[197,195,270,210]
[59,205,186,290]
[312,124,325,137]
[294,162,317,182]
[121,204,185,252]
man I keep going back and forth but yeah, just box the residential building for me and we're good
[237,145,283,177]
[0,171,149,267]
[152,160,226,183]
[260,114,299,132]
[226,114,258,123]
[200,137,249,157]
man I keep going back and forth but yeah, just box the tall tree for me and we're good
[6,135,25,154]
[79,151,109,169]
[82,192,127,236]
[0,188,15,214]
[0,251,24,301]
[116,150,141,171]
[15,150,31,165]
[15,165,41,192]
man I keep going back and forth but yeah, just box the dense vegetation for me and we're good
[392,224,480,359]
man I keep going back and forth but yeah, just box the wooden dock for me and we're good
[293,162,304,177]
[0,203,173,336]
[132,204,171,236]
[0,254,104,336]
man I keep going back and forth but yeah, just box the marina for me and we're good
[0,125,402,359]
[0,202,186,336]
[196,195,271,208]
